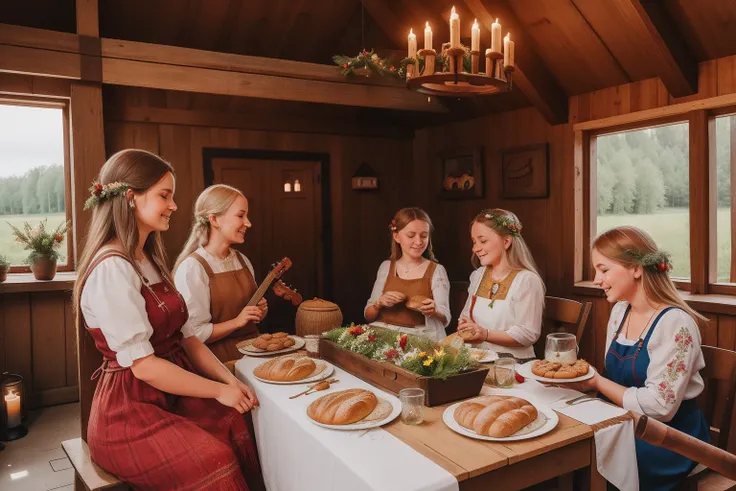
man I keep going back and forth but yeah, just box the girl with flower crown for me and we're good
[559,226,709,491]
[457,208,545,360]
[74,150,262,490]
[364,207,451,341]
[173,185,267,363]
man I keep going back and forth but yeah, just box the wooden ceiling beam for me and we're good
[572,0,697,97]
[76,0,99,38]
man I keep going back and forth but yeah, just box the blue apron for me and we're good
[602,306,710,491]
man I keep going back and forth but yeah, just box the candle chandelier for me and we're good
[405,7,515,97]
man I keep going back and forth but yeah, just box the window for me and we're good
[0,100,72,272]
[593,122,690,280]
[715,114,735,284]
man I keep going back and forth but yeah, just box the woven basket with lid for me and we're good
[295,298,343,336]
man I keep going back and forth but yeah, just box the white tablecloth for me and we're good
[235,356,459,491]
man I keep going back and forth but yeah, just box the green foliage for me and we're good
[0,165,65,216]
[0,254,9,270]
[7,218,69,264]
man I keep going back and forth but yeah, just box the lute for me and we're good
[246,257,293,307]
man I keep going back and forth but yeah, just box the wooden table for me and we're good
[383,402,594,490]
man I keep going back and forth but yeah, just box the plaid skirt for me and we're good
[87,349,262,491]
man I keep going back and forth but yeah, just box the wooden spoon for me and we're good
[289,379,338,399]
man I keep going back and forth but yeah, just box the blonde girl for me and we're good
[567,226,709,491]
[457,208,545,359]
[74,149,261,490]
[174,184,267,363]
[364,207,451,341]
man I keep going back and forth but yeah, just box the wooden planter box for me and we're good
[319,338,489,406]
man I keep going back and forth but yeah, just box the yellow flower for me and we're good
[418,351,427,358]
[433,348,445,357]
[423,357,434,367]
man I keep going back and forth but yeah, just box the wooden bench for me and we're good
[62,438,130,491]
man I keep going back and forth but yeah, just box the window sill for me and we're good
[0,272,77,294]
[573,281,736,316]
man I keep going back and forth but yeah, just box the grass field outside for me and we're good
[598,207,732,282]
[0,212,68,266]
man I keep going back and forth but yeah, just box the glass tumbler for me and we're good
[494,358,516,388]
[304,335,321,359]
[399,388,425,425]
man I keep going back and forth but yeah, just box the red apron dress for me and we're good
[82,251,262,491]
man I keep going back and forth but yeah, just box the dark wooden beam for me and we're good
[572,0,697,97]
[76,0,99,38]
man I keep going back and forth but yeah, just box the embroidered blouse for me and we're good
[81,253,180,368]
[605,301,706,422]
[174,246,256,343]
[460,267,545,348]
[365,260,451,339]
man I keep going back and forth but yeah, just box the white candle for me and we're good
[294,179,301,192]
[284,182,292,193]
[5,391,21,429]
[424,22,432,50]
[471,19,480,52]
[450,6,460,48]
[408,28,417,59]
[504,33,515,69]
[491,18,502,54]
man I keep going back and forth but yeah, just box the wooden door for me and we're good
[212,158,322,333]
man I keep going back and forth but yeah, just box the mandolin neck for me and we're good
[247,271,278,307]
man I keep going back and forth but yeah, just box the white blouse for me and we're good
[460,268,545,351]
[605,302,705,422]
[81,254,170,368]
[174,247,256,343]
[364,260,451,340]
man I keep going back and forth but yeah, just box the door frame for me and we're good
[202,148,332,299]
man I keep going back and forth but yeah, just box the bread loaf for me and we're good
[307,389,378,425]
[253,355,316,382]
[406,295,429,311]
[454,395,538,437]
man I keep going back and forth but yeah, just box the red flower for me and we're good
[385,348,399,360]
[399,334,408,352]
[658,262,667,271]
[675,334,682,343]
[342,63,348,69]
[390,66,396,71]
[368,335,376,342]
[54,234,64,242]
[676,361,686,372]
[659,381,667,389]
[348,325,365,337]
[93,183,103,196]
[667,360,674,368]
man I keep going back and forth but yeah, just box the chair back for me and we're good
[697,345,736,452]
[448,280,470,333]
[534,296,592,359]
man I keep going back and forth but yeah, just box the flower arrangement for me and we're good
[323,325,478,379]
[7,219,70,264]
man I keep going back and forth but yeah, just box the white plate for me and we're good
[306,392,402,431]
[517,360,596,383]
[238,335,305,356]
[253,359,335,385]
[468,348,499,363]
[443,388,559,442]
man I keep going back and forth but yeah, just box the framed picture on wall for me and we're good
[438,147,484,199]
[500,143,549,199]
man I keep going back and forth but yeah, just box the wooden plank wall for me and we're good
[102,89,415,325]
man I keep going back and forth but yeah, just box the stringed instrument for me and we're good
[273,280,303,306]
[246,257,292,307]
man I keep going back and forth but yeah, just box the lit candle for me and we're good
[284,182,292,193]
[471,19,480,52]
[424,22,432,50]
[408,28,417,60]
[294,179,301,192]
[504,33,515,69]
[491,18,502,55]
[5,391,21,429]
[450,6,460,48]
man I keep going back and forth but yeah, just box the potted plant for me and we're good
[7,219,70,281]
[0,255,9,283]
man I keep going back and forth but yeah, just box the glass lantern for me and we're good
[1,372,28,441]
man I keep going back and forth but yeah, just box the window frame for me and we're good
[0,96,74,274]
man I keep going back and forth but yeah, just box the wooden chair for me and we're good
[448,280,470,333]
[534,296,593,359]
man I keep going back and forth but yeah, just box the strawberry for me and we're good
[515,371,525,383]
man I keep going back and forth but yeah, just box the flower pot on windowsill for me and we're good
[0,268,7,283]
[31,256,57,281]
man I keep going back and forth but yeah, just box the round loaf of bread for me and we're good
[253,355,316,381]
[454,395,538,438]
[307,389,378,425]
[406,295,429,311]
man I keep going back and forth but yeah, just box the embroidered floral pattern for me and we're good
[657,326,693,405]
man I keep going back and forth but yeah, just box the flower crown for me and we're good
[84,181,131,210]
[480,209,522,236]
[624,249,673,273]
[388,219,398,232]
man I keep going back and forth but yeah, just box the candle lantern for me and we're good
[1,373,28,441]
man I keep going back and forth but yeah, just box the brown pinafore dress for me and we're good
[377,260,437,328]
[190,251,259,363]
[83,251,262,491]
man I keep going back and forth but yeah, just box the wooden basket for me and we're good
[319,338,489,406]
[295,298,343,336]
